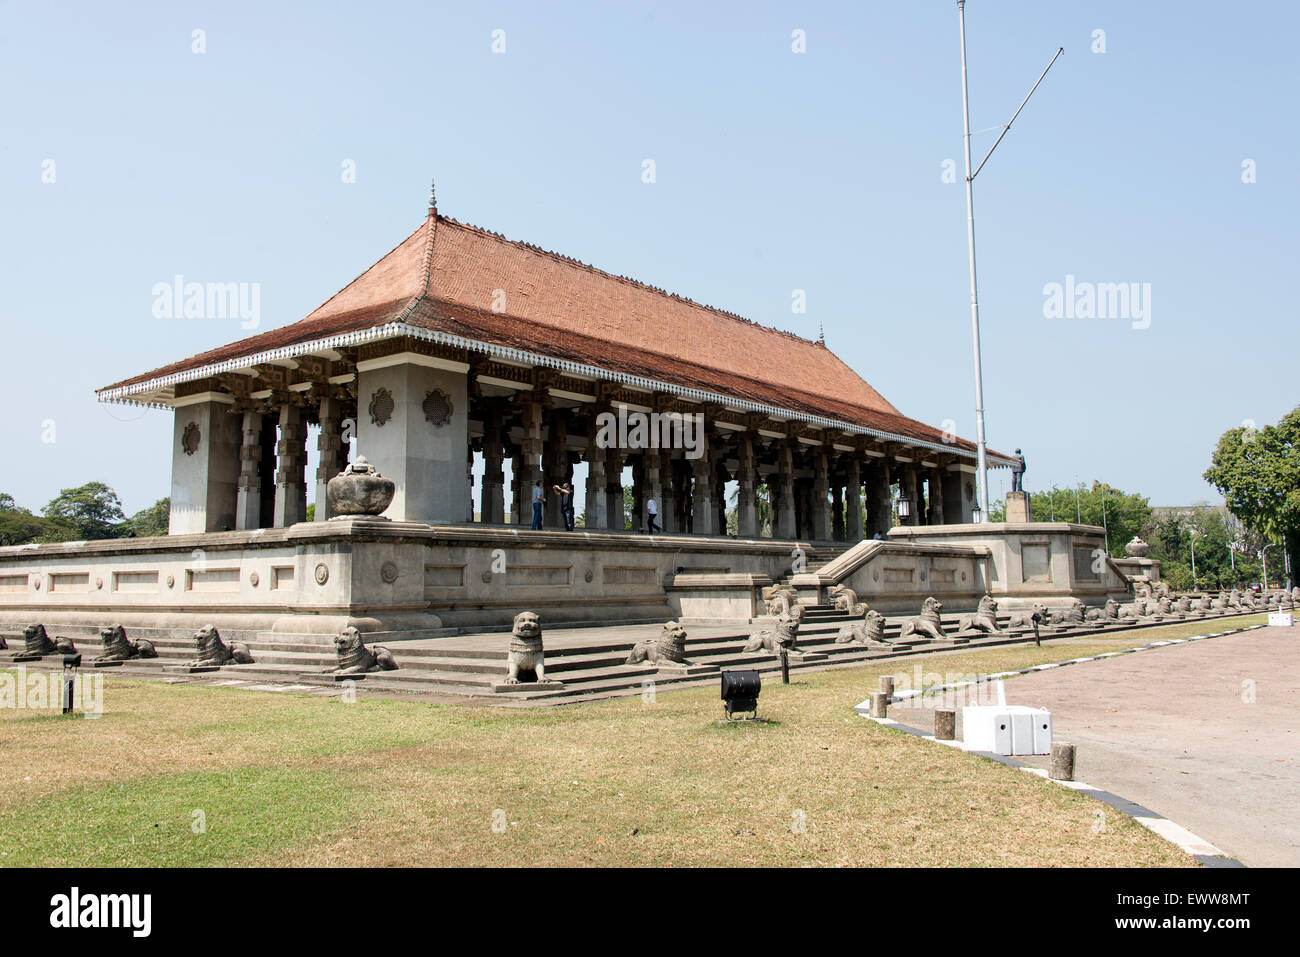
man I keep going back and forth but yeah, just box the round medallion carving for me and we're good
[95,577,103,590]
[182,422,202,456]
[368,388,395,427]
[481,570,493,584]
[920,570,927,582]
[422,388,453,427]
[872,569,879,582]
[314,562,330,585]
[166,574,175,589]
[33,577,41,590]
[380,561,399,584]
[249,571,260,587]
[584,570,594,583]
[961,571,967,583]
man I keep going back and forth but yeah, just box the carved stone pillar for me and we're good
[691,447,716,536]
[542,408,568,528]
[832,483,844,541]
[903,465,921,527]
[273,403,308,528]
[315,396,344,521]
[518,400,543,525]
[480,404,506,524]
[843,456,863,542]
[736,434,759,538]
[929,467,946,525]
[811,448,831,541]
[605,447,625,531]
[870,456,893,538]
[584,419,607,531]
[643,446,661,533]
[659,448,676,533]
[775,441,796,540]
[236,410,263,531]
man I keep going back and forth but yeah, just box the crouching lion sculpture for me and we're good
[900,597,946,641]
[94,624,156,661]
[626,620,692,667]
[333,626,398,674]
[744,613,800,655]
[958,595,1000,634]
[828,584,867,618]
[505,611,548,683]
[836,609,889,646]
[23,624,78,656]
[188,625,254,667]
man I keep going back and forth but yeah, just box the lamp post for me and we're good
[956,0,1062,521]
[1263,543,1280,593]
[1189,528,1198,593]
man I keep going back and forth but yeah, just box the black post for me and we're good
[779,649,790,684]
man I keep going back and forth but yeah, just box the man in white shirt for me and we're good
[646,497,659,534]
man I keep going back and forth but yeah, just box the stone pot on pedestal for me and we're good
[326,456,395,518]
[1124,536,1150,558]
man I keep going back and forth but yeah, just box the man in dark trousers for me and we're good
[552,482,575,531]
[531,480,544,530]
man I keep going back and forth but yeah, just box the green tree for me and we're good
[0,493,51,546]
[1204,407,1300,588]
[989,481,1151,556]
[40,482,127,541]
[128,497,170,537]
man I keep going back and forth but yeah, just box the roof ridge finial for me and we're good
[818,320,825,345]
[428,178,437,215]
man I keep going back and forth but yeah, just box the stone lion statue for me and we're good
[1054,599,1086,627]
[900,597,946,641]
[836,609,889,646]
[1086,599,1120,622]
[1009,604,1051,628]
[333,626,397,674]
[1172,595,1193,616]
[505,611,547,683]
[626,621,691,667]
[1155,595,1175,618]
[187,625,254,667]
[958,595,1000,634]
[744,612,800,655]
[828,584,867,618]
[762,584,801,618]
[94,624,156,661]
[23,624,77,656]
[1228,588,1245,610]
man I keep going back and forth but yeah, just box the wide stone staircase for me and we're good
[2,598,1196,704]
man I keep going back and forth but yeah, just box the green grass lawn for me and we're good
[1,617,1262,867]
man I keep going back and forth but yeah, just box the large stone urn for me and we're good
[326,456,395,517]
[1124,536,1150,558]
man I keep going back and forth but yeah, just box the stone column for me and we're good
[832,483,844,541]
[659,448,677,533]
[168,396,242,534]
[518,400,544,525]
[355,354,470,524]
[480,404,505,525]
[845,455,864,543]
[929,467,946,525]
[775,441,796,540]
[643,446,662,533]
[542,408,567,529]
[811,448,831,541]
[273,402,308,527]
[736,434,759,538]
[583,421,607,531]
[605,447,625,531]
[509,450,523,525]
[902,465,921,527]
[715,459,729,536]
[870,457,893,538]
[315,396,344,520]
[235,409,263,531]
[691,447,716,536]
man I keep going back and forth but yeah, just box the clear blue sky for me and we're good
[2,0,1295,516]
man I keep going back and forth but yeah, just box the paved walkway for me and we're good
[897,626,1298,867]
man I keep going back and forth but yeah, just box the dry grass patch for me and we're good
[3,616,1252,867]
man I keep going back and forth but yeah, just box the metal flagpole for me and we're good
[957,0,1062,520]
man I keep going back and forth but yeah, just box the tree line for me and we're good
[0,483,169,545]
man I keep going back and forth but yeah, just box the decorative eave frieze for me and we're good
[95,320,1017,467]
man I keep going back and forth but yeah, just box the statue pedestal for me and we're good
[1005,491,1030,523]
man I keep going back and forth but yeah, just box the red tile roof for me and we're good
[98,212,1011,463]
